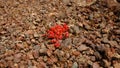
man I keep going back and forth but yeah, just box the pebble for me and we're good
[39,48,47,54]
[103,59,111,67]
[27,52,34,59]
[72,51,80,56]
[28,66,37,68]
[25,30,34,35]
[14,63,19,68]
[34,33,39,38]
[93,62,100,68]
[39,43,47,54]
[31,39,36,43]
[102,37,109,44]
[33,45,40,50]
[62,38,72,46]
[33,50,39,59]
[65,52,70,59]
[43,56,48,62]
[72,62,78,68]
[109,41,118,47]
[14,53,22,63]
[94,52,101,60]
[51,57,58,63]
[47,49,52,56]
[84,24,91,30]
[62,0,70,5]
[31,25,36,29]
[16,43,24,49]
[114,63,120,68]
[72,38,79,45]
[5,56,14,61]
[90,56,96,61]
[72,25,80,34]
[78,44,89,51]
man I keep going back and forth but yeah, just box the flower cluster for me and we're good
[45,23,69,47]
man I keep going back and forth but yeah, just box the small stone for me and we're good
[65,53,70,59]
[59,57,67,62]
[67,60,73,67]
[33,45,40,50]
[43,56,48,62]
[23,42,29,48]
[114,30,120,34]
[52,57,58,63]
[34,33,39,38]
[95,32,101,38]
[102,37,109,44]
[28,66,37,68]
[87,60,93,65]
[60,51,65,56]
[19,64,25,68]
[7,60,14,67]
[14,63,18,68]
[46,44,55,51]
[31,25,36,29]
[40,43,46,49]
[62,0,70,5]
[93,62,100,68]
[47,58,54,65]
[75,0,96,6]
[31,39,36,43]
[25,30,34,35]
[5,56,14,61]
[16,43,24,49]
[14,53,22,63]
[78,44,89,51]
[62,38,72,46]
[72,38,79,45]
[72,62,78,68]
[33,50,39,59]
[109,41,118,47]
[38,61,47,68]
[39,48,47,54]
[70,55,76,61]
[85,23,91,29]
[54,49,65,57]
[103,59,111,67]
[114,63,120,68]
[90,56,96,61]
[47,49,52,56]
[94,52,101,59]
[72,51,80,56]
[27,52,34,59]
[72,25,80,34]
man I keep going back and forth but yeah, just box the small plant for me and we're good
[44,23,69,47]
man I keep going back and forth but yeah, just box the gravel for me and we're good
[0,0,120,68]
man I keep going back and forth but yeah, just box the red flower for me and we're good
[45,23,69,47]
[54,41,60,47]
[64,32,69,38]
[51,39,57,43]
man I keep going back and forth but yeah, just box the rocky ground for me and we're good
[0,0,120,68]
